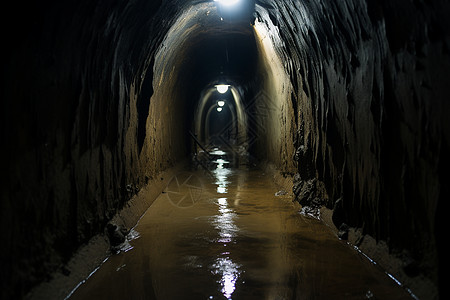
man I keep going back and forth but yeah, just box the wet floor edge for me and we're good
[257,160,429,299]
[25,163,189,300]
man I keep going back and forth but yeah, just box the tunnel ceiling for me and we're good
[155,1,259,101]
[179,31,258,88]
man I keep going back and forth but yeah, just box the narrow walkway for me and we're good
[70,151,412,299]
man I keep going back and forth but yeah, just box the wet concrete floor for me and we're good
[70,151,412,299]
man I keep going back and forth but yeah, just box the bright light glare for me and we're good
[214,0,240,7]
[216,84,229,94]
[218,100,225,107]
[217,107,223,112]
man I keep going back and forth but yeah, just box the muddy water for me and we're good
[70,152,412,300]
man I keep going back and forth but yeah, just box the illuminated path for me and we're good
[70,150,412,299]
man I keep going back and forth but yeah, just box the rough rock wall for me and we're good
[256,0,450,297]
[251,14,297,175]
[0,1,188,298]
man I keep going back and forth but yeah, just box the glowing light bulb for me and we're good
[217,107,223,112]
[214,0,240,7]
[216,84,229,94]
[218,100,225,107]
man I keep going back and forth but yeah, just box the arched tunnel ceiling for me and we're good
[150,0,268,154]
[154,1,258,97]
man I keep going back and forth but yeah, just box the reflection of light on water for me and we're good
[211,197,241,299]
[210,149,227,156]
[218,197,227,206]
[217,186,227,194]
[214,198,238,244]
[209,152,241,299]
[212,257,241,299]
[214,159,231,194]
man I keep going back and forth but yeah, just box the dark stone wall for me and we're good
[256,0,449,297]
[0,1,186,298]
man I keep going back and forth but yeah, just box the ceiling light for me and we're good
[214,0,241,7]
[216,84,229,94]
[217,107,223,112]
[218,100,225,107]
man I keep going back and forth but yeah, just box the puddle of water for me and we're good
[69,150,413,300]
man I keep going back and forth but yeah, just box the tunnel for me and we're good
[1,0,449,299]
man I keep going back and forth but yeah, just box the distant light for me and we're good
[214,0,240,7]
[216,84,229,94]
[218,100,225,107]
[217,107,223,112]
